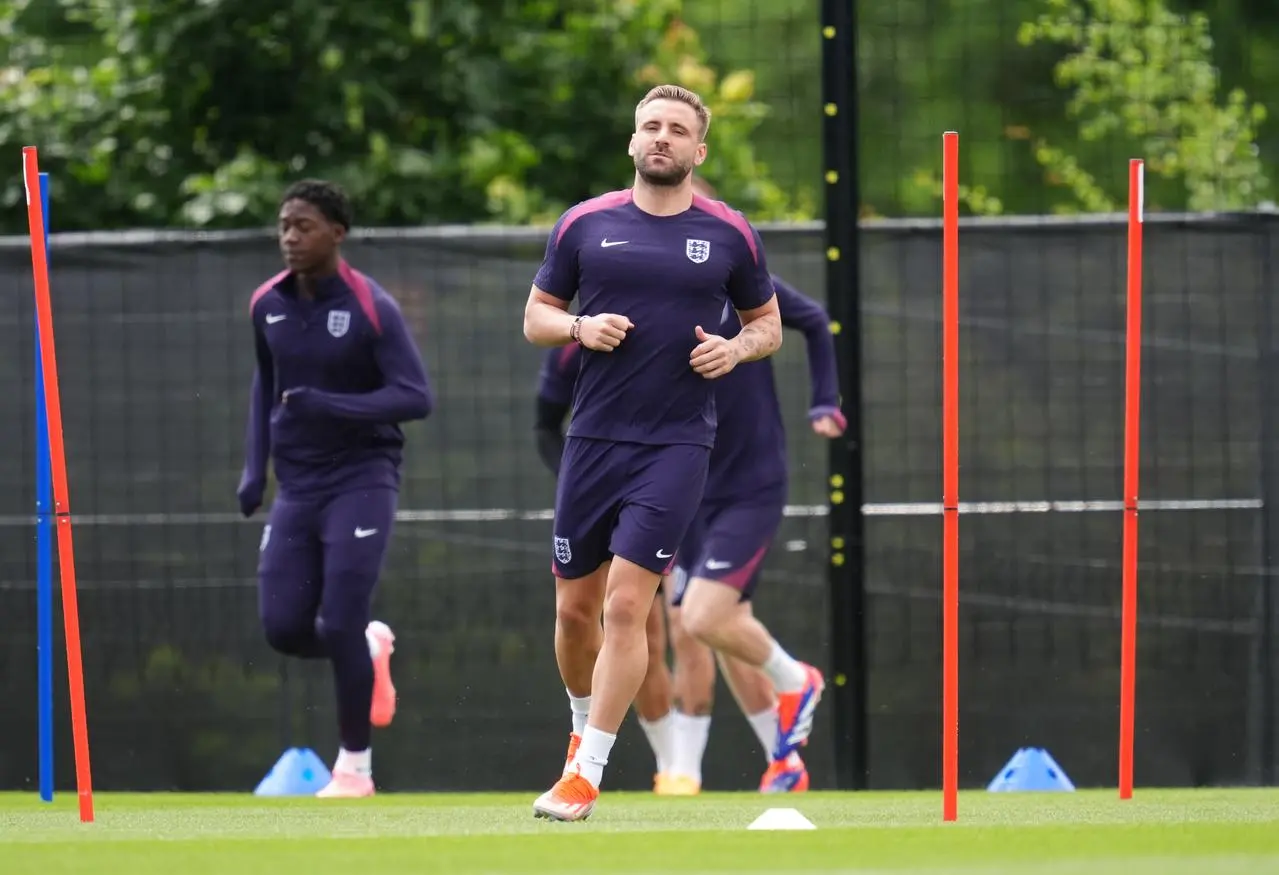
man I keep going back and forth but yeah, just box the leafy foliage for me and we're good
[1019,0,1269,212]
[0,0,799,232]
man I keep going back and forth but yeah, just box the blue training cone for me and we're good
[987,747,1076,792]
[254,747,332,796]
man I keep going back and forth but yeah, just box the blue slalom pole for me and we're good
[35,170,53,803]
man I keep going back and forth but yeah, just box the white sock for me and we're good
[571,726,616,788]
[568,690,591,737]
[761,642,808,693]
[637,710,675,774]
[747,707,779,763]
[335,747,371,777]
[670,711,711,784]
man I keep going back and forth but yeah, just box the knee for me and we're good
[315,567,374,642]
[556,591,601,638]
[314,593,370,649]
[314,613,367,652]
[262,613,313,656]
[679,597,725,645]
[602,588,649,631]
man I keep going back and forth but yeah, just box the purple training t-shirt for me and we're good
[533,189,774,448]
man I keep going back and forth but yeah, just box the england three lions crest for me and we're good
[686,238,711,264]
[327,310,351,338]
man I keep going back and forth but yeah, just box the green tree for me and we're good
[0,0,794,232]
[681,0,821,215]
[1018,0,1269,213]
[854,0,1279,218]
[858,0,1058,218]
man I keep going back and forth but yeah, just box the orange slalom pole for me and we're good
[1119,158,1144,801]
[22,147,94,823]
[941,131,960,822]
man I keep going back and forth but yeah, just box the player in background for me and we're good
[237,180,433,798]
[534,344,680,794]
[660,176,845,795]
[523,84,783,821]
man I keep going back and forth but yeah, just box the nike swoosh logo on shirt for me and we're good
[600,239,628,248]
[355,527,379,538]
[656,549,673,559]
[265,314,287,324]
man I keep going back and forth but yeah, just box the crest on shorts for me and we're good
[327,310,351,338]
[686,239,711,264]
[553,536,572,565]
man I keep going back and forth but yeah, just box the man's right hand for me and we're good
[237,476,265,518]
[578,314,634,351]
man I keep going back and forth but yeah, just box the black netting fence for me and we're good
[0,214,1274,792]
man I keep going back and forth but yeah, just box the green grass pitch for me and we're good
[2,789,1277,874]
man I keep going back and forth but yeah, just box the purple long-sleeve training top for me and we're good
[240,260,433,498]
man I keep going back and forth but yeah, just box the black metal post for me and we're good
[1258,220,1278,785]
[820,0,868,790]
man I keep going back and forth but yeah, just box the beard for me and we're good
[634,151,692,187]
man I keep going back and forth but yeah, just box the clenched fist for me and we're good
[579,314,634,351]
[690,325,741,379]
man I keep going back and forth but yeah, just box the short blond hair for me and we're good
[635,85,712,141]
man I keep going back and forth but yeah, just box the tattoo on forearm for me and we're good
[736,314,782,362]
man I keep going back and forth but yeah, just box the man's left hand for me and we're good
[690,325,741,379]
